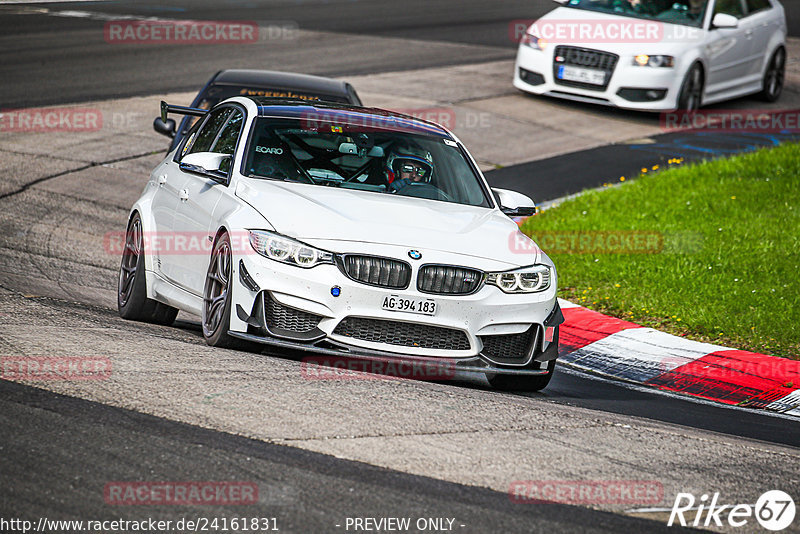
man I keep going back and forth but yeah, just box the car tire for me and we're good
[202,231,260,351]
[760,47,786,103]
[487,358,556,392]
[117,213,179,325]
[676,63,703,112]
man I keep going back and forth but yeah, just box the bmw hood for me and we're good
[235,179,541,267]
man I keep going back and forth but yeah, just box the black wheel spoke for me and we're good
[207,294,225,327]
[118,218,142,307]
[121,272,136,294]
[764,49,786,100]
[679,65,703,112]
[202,236,232,338]
[205,293,225,308]
[212,301,225,329]
[206,272,225,285]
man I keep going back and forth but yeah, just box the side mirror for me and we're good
[712,13,739,29]
[493,188,537,217]
[179,152,231,183]
[153,117,176,138]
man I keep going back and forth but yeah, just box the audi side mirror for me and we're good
[712,13,739,29]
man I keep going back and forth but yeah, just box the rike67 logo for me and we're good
[669,490,796,531]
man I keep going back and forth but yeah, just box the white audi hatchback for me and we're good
[514,0,787,111]
[118,97,563,390]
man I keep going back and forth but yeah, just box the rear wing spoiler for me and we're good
[160,100,206,122]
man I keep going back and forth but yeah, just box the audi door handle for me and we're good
[158,174,167,186]
[179,189,189,202]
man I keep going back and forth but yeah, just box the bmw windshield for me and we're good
[243,117,492,208]
[564,0,710,27]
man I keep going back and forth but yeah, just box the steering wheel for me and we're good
[392,181,454,202]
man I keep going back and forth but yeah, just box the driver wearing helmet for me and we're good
[385,144,435,192]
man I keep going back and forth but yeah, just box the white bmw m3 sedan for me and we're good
[514,0,787,111]
[119,97,563,390]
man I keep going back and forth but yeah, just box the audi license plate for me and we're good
[557,65,606,86]
[382,295,437,316]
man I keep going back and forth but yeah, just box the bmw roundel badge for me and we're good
[408,250,422,260]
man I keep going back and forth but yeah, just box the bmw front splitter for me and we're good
[227,330,553,376]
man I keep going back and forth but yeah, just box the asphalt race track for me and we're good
[1,1,799,533]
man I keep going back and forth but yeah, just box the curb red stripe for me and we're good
[558,301,800,416]
[645,350,800,406]
[559,306,640,354]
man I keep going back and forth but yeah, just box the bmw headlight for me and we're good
[248,230,334,268]
[633,55,674,68]
[521,32,546,51]
[486,265,552,294]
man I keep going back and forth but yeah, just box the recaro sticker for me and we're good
[255,146,284,154]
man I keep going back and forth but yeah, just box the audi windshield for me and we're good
[564,0,710,27]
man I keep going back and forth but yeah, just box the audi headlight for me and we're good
[486,265,552,294]
[248,230,334,268]
[633,54,674,68]
[521,32,546,51]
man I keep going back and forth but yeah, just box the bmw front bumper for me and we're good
[229,242,562,375]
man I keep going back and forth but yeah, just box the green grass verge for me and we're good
[521,142,800,359]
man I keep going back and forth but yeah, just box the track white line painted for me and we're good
[556,363,800,423]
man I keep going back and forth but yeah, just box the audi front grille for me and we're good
[553,45,619,91]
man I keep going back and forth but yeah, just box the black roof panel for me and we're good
[249,98,451,138]
[211,69,350,97]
